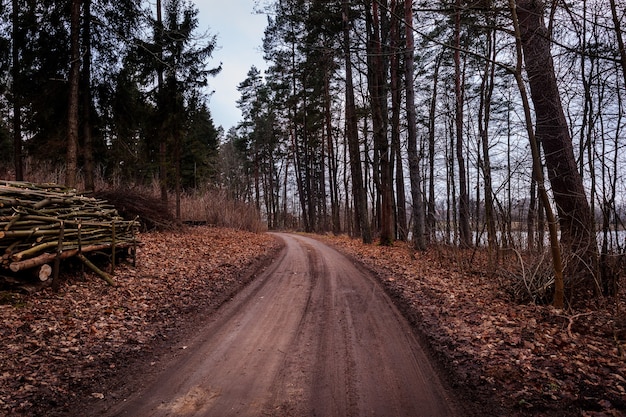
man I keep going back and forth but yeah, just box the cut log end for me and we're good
[38,264,52,281]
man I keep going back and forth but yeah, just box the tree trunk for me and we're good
[66,0,81,188]
[11,0,23,181]
[447,110,456,245]
[368,0,393,246]
[175,132,181,220]
[479,24,497,254]
[428,54,442,241]
[517,0,600,298]
[405,0,426,251]
[454,0,471,247]
[343,0,371,243]
[324,63,341,234]
[390,0,407,241]
[527,175,537,251]
[156,0,167,203]
[508,0,564,307]
[82,0,95,192]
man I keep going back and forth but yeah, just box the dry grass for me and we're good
[179,189,266,233]
[1,164,265,233]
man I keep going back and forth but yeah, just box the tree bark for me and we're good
[156,0,167,203]
[11,0,23,181]
[324,62,341,234]
[428,54,442,241]
[405,0,426,250]
[390,0,407,241]
[454,0,471,247]
[82,0,95,192]
[343,1,371,243]
[517,0,600,297]
[66,0,81,188]
[368,0,393,246]
[478,23,497,253]
[509,0,564,308]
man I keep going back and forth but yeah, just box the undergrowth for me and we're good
[1,163,265,233]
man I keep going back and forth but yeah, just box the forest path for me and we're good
[101,233,458,417]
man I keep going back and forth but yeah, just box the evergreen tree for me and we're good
[183,97,220,189]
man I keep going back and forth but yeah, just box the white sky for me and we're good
[194,0,268,131]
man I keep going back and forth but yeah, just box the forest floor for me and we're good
[0,226,624,416]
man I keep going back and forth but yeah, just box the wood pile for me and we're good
[0,181,140,288]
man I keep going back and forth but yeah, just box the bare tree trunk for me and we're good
[156,0,167,203]
[343,0,371,243]
[367,0,393,246]
[324,64,341,234]
[175,133,181,220]
[509,0,562,308]
[11,0,24,181]
[283,158,289,229]
[447,109,457,245]
[254,145,261,213]
[602,82,623,295]
[66,0,81,188]
[428,55,442,241]
[454,0,471,247]
[82,0,95,192]
[303,94,315,232]
[342,138,353,236]
[390,0,407,241]
[527,175,537,251]
[11,0,23,181]
[478,23,497,257]
[292,123,310,232]
[405,0,426,250]
[516,0,600,300]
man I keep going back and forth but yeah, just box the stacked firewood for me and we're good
[0,181,140,287]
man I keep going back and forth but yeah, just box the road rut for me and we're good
[102,233,458,417]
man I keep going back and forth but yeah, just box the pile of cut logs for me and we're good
[0,181,140,288]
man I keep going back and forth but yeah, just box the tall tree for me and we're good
[367,0,393,245]
[65,0,81,188]
[183,98,220,188]
[160,0,220,217]
[389,0,407,241]
[237,66,268,214]
[405,0,426,250]
[478,13,497,255]
[11,0,22,180]
[134,0,220,208]
[322,53,341,234]
[82,0,95,191]
[427,53,442,241]
[454,0,471,247]
[515,0,599,303]
[343,0,371,243]
[156,0,166,202]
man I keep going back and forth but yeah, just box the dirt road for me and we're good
[101,233,459,417]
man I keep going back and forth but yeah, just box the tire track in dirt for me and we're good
[99,233,458,417]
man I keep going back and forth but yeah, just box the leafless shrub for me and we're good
[499,248,556,304]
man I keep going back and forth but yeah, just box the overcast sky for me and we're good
[194,0,268,131]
